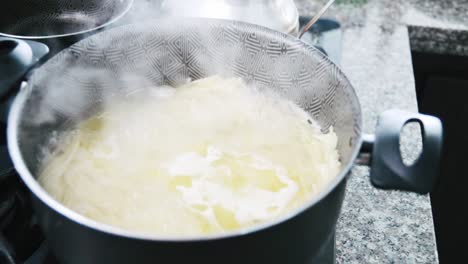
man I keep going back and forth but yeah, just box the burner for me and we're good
[1,146,45,264]
[0,18,342,264]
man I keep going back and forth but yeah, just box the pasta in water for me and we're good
[39,76,341,236]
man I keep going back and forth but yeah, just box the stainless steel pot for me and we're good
[0,0,134,59]
[160,0,300,35]
[1,18,442,264]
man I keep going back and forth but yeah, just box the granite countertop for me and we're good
[295,0,468,263]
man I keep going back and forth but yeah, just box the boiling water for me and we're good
[38,76,340,236]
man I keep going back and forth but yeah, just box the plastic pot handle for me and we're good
[0,37,48,101]
[358,109,443,194]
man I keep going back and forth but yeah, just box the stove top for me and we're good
[0,17,341,264]
[0,145,50,264]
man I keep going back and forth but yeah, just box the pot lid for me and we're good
[160,0,299,35]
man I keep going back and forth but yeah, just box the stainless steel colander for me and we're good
[1,18,442,264]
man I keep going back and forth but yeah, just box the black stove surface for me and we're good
[0,132,48,264]
[0,17,340,264]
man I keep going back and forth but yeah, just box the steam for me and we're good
[24,15,248,128]
[118,0,164,24]
[158,0,299,34]
[11,1,363,199]
[19,0,333,167]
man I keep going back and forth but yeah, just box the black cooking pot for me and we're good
[1,19,442,264]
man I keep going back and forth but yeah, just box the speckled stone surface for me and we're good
[409,26,468,56]
[405,0,468,56]
[297,0,468,55]
[295,0,468,263]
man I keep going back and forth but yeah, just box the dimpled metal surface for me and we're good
[18,19,361,175]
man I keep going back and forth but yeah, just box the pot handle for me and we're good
[358,109,443,194]
[0,37,48,101]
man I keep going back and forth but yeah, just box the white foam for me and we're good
[166,146,299,225]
